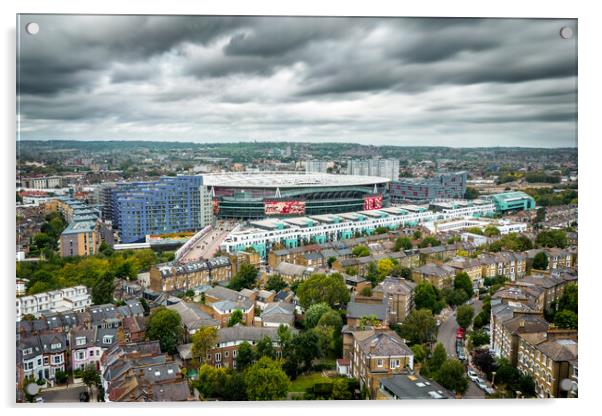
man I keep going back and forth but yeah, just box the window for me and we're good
[44,357,49,365]
[232,349,238,358]
[390,359,400,368]
[207,354,212,361]
[23,348,32,355]
[103,335,113,345]
[53,355,62,364]
[76,337,86,346]
[215,352,222,362]
[377,359,384,367]
[77,351,85,360]
[224,351,229,358]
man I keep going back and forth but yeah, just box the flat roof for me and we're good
[203,172,390,188]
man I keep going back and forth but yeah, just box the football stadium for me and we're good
[203,172,391,219]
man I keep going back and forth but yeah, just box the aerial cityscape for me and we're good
[16,15,577,403]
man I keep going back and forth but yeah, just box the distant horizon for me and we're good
[16,138,577,149]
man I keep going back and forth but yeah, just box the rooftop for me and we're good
[203,172,390,188]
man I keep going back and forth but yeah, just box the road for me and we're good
[436,298,485,399]
[39,384,89,403]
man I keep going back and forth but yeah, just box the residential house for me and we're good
[412,263,455,289]
[492,310,549,365]
[17,333,67,381]
[166,302,219,340]
[346,299,389,328]
[260,302,295,327]
[206,325,296,369]
[517,329,578,398]
[122,316,147,343]
[273,262,311,283]
[445,256,483,289]
[378,372,454,400]
[372,277,416,324]
[149,256,231,292]
[349,329,414,398]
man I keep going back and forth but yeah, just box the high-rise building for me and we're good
[111,176,203,243]
[305,160,330,173]
[200,185,214,226]
[390,171,468,203]
[347,158,399,181]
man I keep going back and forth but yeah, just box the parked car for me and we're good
[484,386,495,395]
[458,352,466,361]
[35,397,44,403]
[79,391,90,402]
[477,380,489,391]
[467,370,479,382]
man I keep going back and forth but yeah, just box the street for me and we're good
[38,384,90,403]
[436,298,485,399]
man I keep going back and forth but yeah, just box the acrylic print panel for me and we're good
[16,14,578,403]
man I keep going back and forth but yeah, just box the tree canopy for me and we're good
[227,264,259,291]
[191,326,218,365]
[456,304,474,330]
[146,307,183,355]
[296,273,350,309]
[397,308,437,345]
[244,357,290,400]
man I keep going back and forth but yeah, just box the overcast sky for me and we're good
[17,15,577,147]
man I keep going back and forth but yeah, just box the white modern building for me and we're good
[16,285,91,321]
[219,200,496,257]
[347,158,400,181]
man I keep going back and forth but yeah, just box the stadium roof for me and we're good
[203,172,390,188]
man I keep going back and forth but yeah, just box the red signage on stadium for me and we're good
[364,195,383,210]
[264,200,306,216]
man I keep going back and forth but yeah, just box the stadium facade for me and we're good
[203,172,390,220]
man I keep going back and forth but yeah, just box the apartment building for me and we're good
[17,285,91,321]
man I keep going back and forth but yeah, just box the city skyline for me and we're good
[18,15,577,147]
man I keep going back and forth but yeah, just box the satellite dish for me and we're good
[559,378,573,392]
[25,382,41,396]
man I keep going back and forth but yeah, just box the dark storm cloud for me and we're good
[17,15,578,147]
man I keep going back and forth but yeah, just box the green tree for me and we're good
[456,304,474,329]
[464,187,480,200]
[352,245,370,258]
[435,359,469,395]
[327,256,337,268]
[304,303,332,329]
[469,330,490,347]
[228,309,244,327]
[483,226,501,237]
[191,326,218,365]
[558,283,578,313]
[146,307,184,355]
[536,230,568,248]
[236,341,255,371]
[447,288,469,307]
[317,310,343,331]
[244,357,290,400]
[282,330,322,378]
[195,364,229,399]
[453,272,474,298]
[533,252,549,270]
[418,236,441,248]
[54,370,68,384]
[398,309,437,345]
[81,365,101,388]
[394,237,413,251]
[331,378,352,400]
[296,273,350,309]
[413,230,422,240]
[228,264,259,291]
[414,283,438,312]
[554,310,578,329]
[255,336,276,359]
[428,342,448,373]
[411,344,428,363]
[265,275,287,292]
[91,273,115,305]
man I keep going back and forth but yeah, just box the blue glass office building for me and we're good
[111,176,202,243]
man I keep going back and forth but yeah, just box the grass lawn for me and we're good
[288,372,333,392]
